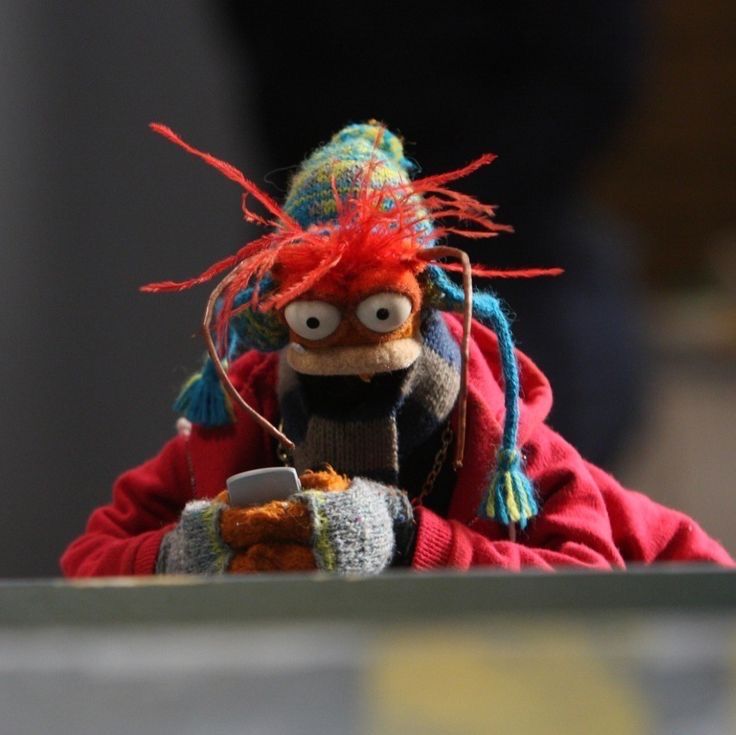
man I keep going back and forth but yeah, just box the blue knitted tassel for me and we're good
[173,355,233,427]
[426,265,539,529]
[483,449,538,529]
[173,279,287,429]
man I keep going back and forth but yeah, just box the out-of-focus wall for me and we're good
[589,1,736,550]
[590,0,736,287]
[0,2,261,577]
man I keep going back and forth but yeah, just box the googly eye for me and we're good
[283,300,342,341]
[355,292,413,334]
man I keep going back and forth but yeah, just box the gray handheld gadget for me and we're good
[226,467,301,507]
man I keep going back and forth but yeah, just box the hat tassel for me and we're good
[173,355,233,427]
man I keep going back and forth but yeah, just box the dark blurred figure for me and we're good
[217,1,647,469]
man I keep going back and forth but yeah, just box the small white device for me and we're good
[226,467,301,507]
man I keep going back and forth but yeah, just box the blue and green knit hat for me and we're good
[283,121,418,227]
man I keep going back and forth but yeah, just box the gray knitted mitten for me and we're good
[295,477,415,574]
[156,499,232,574]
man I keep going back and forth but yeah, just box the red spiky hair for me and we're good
[142,124,560,346]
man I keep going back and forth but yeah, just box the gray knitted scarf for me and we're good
[277,310,461,486]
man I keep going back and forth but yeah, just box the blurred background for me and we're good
[0,1,734,577]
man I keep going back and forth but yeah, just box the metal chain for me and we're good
[413,421,454,508]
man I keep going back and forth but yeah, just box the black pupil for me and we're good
[376,308,390,321]
[306,317,320,329]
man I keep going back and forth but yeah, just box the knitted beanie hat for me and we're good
[283,122,417,228]
[144,121,562,530]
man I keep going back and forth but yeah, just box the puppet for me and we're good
[61,122,733,576]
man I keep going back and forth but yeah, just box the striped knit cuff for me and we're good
[156,500,232,575]
[296,478,413,575]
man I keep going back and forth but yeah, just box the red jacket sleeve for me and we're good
[60,435,193,577]
[587,462,734,565]
[412,423,734,570]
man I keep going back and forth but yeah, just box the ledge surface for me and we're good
[1,566,735,627]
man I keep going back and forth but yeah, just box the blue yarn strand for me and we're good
[427,265,539,528]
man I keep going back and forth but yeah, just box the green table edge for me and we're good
[1,566,734,628]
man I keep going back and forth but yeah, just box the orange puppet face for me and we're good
[280,268,424,377]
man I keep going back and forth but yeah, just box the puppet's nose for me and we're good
[284,301,421,377]
[333,314,416,348]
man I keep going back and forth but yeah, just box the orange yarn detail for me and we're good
[229,543,316,573]
[299,466,351,492]
[220,500,312,547]
[213,490,229,504]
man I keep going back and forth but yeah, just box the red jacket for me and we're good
[61,315,734,576]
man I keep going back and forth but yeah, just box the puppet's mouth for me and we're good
[286,338,422,377]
